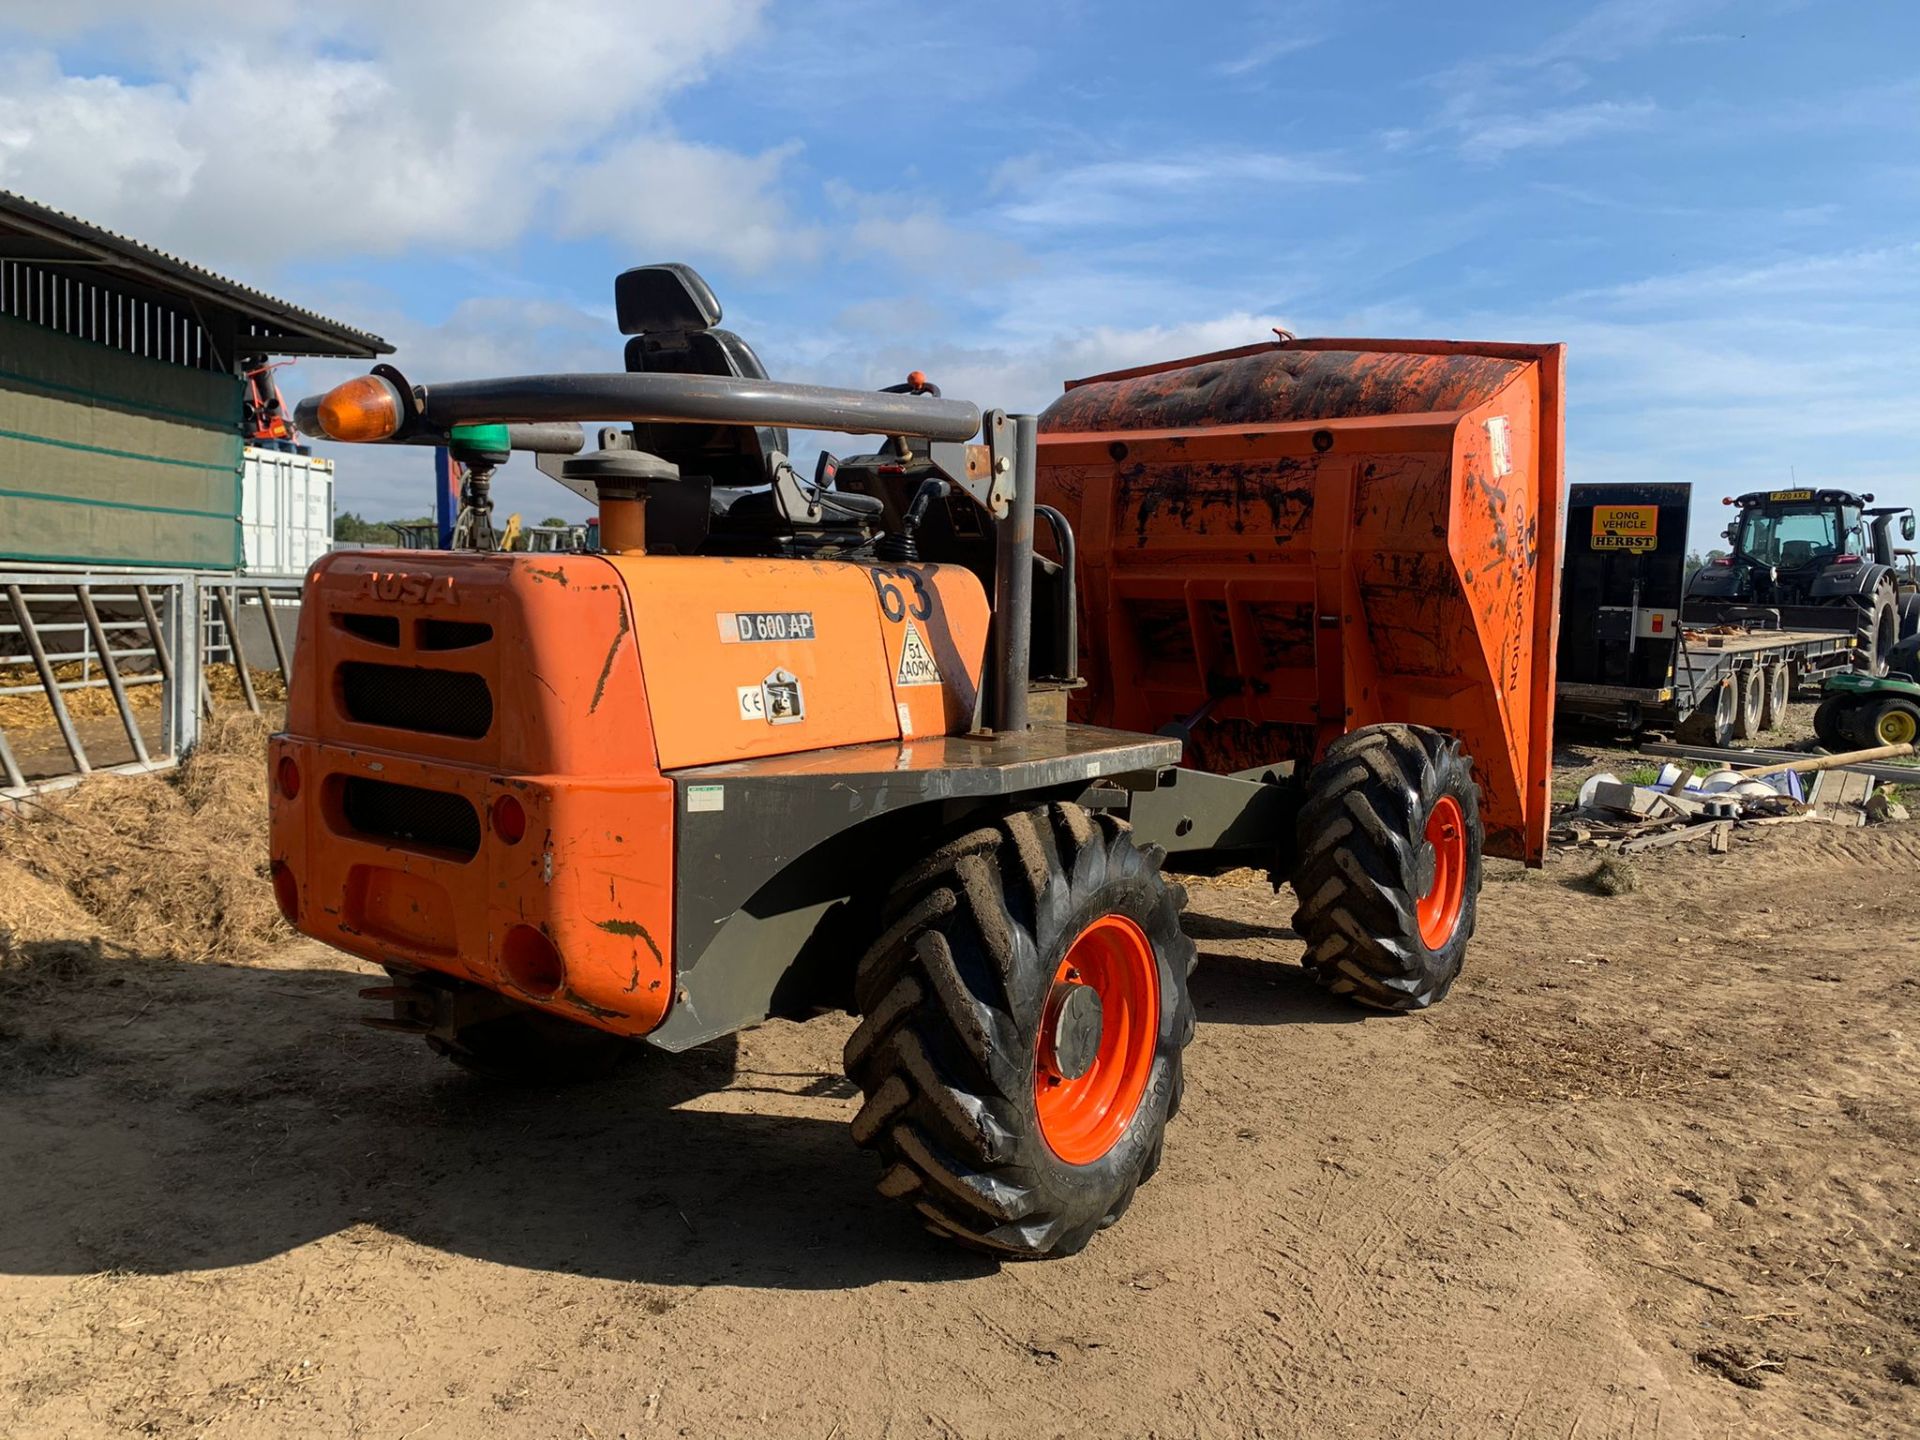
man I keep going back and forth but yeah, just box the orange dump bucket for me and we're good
[1036,339,1565,862]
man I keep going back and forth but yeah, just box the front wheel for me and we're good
[845,803,1195,1258]
[1289,725,1484,1013]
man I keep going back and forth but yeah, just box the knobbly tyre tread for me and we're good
[845,802,1196,1259]
[1287,724,1484,1013]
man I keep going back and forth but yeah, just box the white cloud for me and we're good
[0,1,775,272]
[1457,98,1658,160]
[561,137,817,274]
[994,150,1357,230]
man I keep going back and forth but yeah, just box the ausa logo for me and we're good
[360,571,457,604]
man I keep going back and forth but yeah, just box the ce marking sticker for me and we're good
[738,667,806,725]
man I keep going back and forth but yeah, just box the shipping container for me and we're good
[241,446,333,575]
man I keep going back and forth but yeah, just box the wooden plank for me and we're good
[1619,823,1723,855]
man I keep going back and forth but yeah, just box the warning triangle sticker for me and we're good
[896,621,942,687]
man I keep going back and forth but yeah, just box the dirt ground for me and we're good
[2,771,1918,1437]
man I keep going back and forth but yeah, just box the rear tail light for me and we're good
[491,794,527,844]
[276,755,301,800]
[271,861,300,923]
[1711,556,1733,566]
[1834,554,1862,565]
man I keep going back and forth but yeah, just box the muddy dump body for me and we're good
[1035,339,1565,862]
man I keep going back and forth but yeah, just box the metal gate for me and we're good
[0,570,308,800]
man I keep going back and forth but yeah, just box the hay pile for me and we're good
[0,661,285,728]
[0,710,285,965]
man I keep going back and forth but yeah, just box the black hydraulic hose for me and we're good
[413,372,982,442]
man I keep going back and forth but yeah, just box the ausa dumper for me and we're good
[275,264,1561,1257]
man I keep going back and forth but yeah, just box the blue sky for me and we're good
[1,0,1916,550]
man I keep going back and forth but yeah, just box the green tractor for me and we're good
[1686,488,1918,674]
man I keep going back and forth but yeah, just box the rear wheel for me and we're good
[1758,663,1791,732]
[1676,680,1735,747]
[1290,725,1483,1013]
[1732,666,1765,740]
[845,803,1195,1258]
[1852,696,1920,749]
[1857,590,1898,675]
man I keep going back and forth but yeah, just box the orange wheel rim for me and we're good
[1417,795,1468,950]
[1034,914,1159,1165]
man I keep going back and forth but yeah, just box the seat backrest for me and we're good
[624,325,789,489]
[615,264,721,335]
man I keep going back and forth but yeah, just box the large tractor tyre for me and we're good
[845,803,1196,1259]
[1855,590,1899,675]
[1290,725,1483,1014]
[1732,666,1766,741]
[1675,680,1735,747]
[1758,662,1791,732]
[1898,592,1920,642]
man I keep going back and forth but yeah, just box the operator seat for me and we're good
[1780,540,1815,569]
[614,263,881,548]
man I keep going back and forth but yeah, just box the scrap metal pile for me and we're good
[1554,743,1915,854]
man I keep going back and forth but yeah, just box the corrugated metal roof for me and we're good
[0,189,392,359]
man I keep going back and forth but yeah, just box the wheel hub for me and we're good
[1040,979,1104,1081]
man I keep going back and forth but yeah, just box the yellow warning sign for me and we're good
[1591,504,1658,553]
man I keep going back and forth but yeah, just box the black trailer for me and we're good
[1557,482,1858,745]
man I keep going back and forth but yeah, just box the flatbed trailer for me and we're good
[1557,482,1858,743]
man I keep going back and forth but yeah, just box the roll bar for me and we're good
[295,369,982,445]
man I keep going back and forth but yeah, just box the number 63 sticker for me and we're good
[871,566,932,623]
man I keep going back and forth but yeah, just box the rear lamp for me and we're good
[316,374,405,442]
[1834,553,1862,565]
[276,755,301,800]
[491,793,527,844]
[1710,556,1733,566]
[270,860,300,923]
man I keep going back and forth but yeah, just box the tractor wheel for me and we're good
[1676,681,1735,747]
[1732,666,1766,740]
[1851,696,1920,749]
[845,803,1196,1259]
[1289,725,1483,1013]
[1759,663,1791,732]
[1812,695,1854,751]
[1856,590,1898,675]
[1898,592,1920,642]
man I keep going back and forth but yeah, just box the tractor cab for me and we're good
[1692,488,1873,604]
